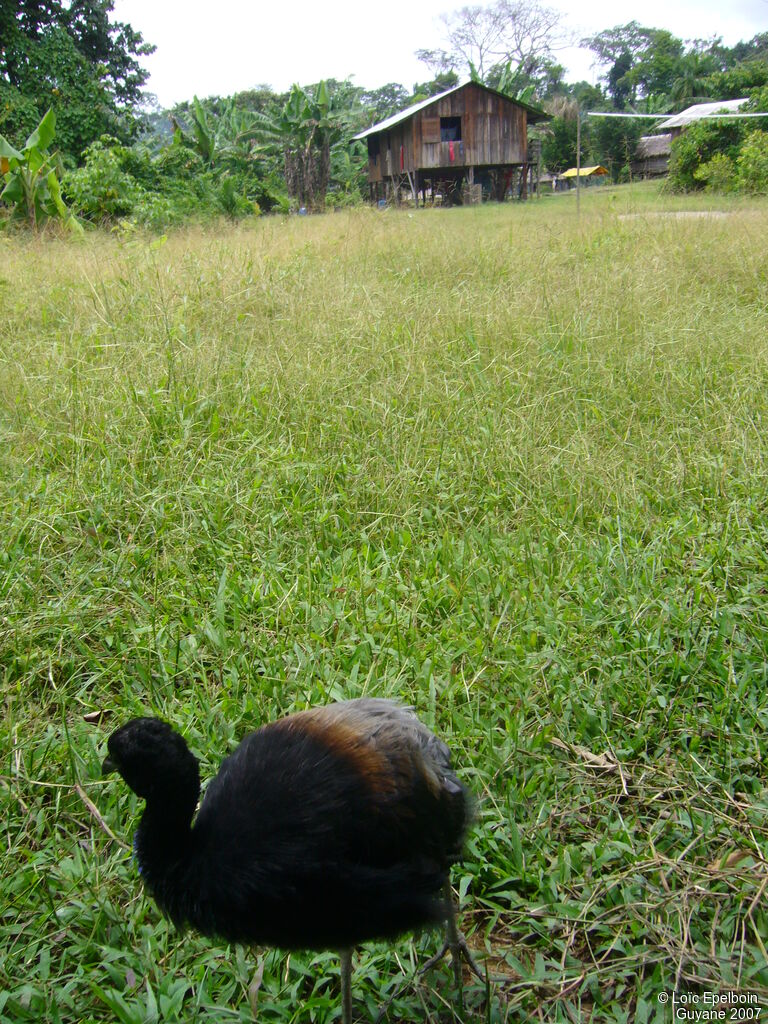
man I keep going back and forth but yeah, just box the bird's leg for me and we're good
[445,883,464,1000]
[340,948,353,1024]
[419,880,484,986]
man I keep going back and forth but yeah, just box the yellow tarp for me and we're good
[560,165,609,178]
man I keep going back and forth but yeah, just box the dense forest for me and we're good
[1,0,767,228]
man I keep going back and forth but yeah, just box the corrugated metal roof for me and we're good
[352,81,549,140]
[656,98,748,130]
[353,86,460,140]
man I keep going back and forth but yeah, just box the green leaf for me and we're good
[509,817,524,872]
[45,172,84,234]
[27,147,47,178]
[143,980,159,1024]
[25,109,56,154]
[1,176,24,204]
[89,982,141,1024]
[315,79,329,112]
[191,96,215,163]
[0,134,23,163]
[46,171,67,217]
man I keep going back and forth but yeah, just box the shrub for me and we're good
[155,143,208,182]
[592,116,641,181]
[667,119,746,191]
[737,129,768,193]
[130,192,180,231]
[541,116,579,174]
[326,188,364,210]
[746,84,768,115]
[63,136,141,222]
[216,174,258,220]
[693,152,737,193]
[119,144,163,192]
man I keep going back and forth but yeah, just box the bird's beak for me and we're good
[102,755,117,775]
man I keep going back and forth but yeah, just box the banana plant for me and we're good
[471,60,537,104]
[190,96,216,165]
[173,96,262,168]
[495,61,537,104]
[252,81,349,211]
[0,109,81,232]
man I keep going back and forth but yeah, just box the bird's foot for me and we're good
[419,932,484,983]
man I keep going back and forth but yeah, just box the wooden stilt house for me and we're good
[353,81,549,204]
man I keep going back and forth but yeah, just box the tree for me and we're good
[706,61,768,101]
[737,129,768,193]
[584,26,768,111]
[410,71,460,102]
[624,29,684,99]
[416,0,565,83]
[0,1,64,90]
[670,52,716,105]
[25,28,118,156]
[0,0,154,158]
[582,23,685,105]
[591,115,642,181]
[571,81,605,109]
[541,97,581,171]
[485,56,567,99]
[581,22,652,70]
[606,50,634,107]
[359,83,412,123]
[724,33,768,67]
[64,0,155,107]
[171,95,266,175]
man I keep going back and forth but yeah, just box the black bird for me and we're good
[102,698,479,1022]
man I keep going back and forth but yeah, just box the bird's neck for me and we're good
[134,799,196,895]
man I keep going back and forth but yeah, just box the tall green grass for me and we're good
[2,186,768,1021]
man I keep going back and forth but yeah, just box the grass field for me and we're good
[2,183,768,1022]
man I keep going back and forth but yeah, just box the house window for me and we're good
[440,117,462,142]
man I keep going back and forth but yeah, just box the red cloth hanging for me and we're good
[449,141,455,162]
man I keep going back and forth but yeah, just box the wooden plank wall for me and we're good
[366,120,415,183]
[415,83,527,169]
[365,83,528,181]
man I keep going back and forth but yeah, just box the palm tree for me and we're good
[670,55,714,106]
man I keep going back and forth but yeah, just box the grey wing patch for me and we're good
[315,698,462,793]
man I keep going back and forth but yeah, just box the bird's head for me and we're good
[103,717,200,812]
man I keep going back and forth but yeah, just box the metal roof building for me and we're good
[656,99,749,133]
[353,81,549,204]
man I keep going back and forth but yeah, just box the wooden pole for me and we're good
[576,112,581,218]
[405,168,418,207]
[537,141,542,199]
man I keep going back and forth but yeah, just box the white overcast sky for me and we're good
[114,0,768,108]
